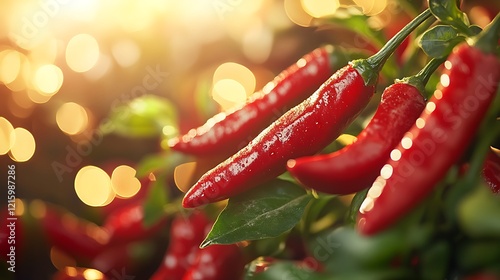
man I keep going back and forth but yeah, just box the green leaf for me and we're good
[302,195,349,238]
[418,25,465,58]
[348,189,368,225]
[248,260,412,280]
[277,172,297,184]
[457,240,500,272]
[429,0,471,35]
[420,241,450,280]
[102,95,178,138]
[307,227,404,272]
[458,184,500,238]
[136,152,185,178]
[201,179,312,248]
[195,78,219,119]
[247,261,330,280]
[142,174,168,227]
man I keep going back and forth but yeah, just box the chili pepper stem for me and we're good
[397,57,446,96]
[471,13,500,54]
[352,9,432,86]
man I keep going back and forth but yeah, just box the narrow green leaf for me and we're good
[142,174,168,227]
[102,95,178,138]
[276,172,297,184]
[418,25,465,58]
[348,189,368,225]
[136,152,185,178]
[201,180,312,248]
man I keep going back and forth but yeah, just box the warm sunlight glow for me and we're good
[111,165,141,198]
[56,102,89,135]
[9,127,36,162]
[174,162,197,193]
[34,64,64,95]
[353,0,388,16]
[301,0,340,18]
[111,39,141,68]
[83,268,105,279]
[0,117,15,155]
[50,247,76,271]
[66,34,100,72]
[284,0,314,27]
[75,166,115,207]
[213,62,256,97]
[0,50,22,85]
[212,79,247,110]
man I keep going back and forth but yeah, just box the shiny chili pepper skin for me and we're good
[182,64,375,208]
[287,82,426,195]
[103,203,167,245]
[182,244,245,280]
[169,46,353,157]
[150,211,211,280]
[358,43,500,236]
[482,149,500,194]
[182,10,432,208]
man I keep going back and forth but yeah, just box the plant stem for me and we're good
[352,9,432,86]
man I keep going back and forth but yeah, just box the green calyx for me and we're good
[397,57,447,96]
[352,9,432,86]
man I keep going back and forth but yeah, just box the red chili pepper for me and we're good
[182,10,432,208]
[357,18,500,236]
[482,148,500,194]
[90,241,156,279]
[286,58,446,195]
[182,244,245,280]
[150,211,211,280]
[103,202,167,245]
[169,46,362,157]
[40,204,109,260]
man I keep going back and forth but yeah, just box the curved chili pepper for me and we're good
[482,148,500,194]
[182,9,432,208]
[182,244,245,280]
[357,18,500,236]
[103,202,167,245]
[169,46,359,158]
[40,204,110,260]
[286,58,445,195]
[150,211,211,280]
[90,240,155,279]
